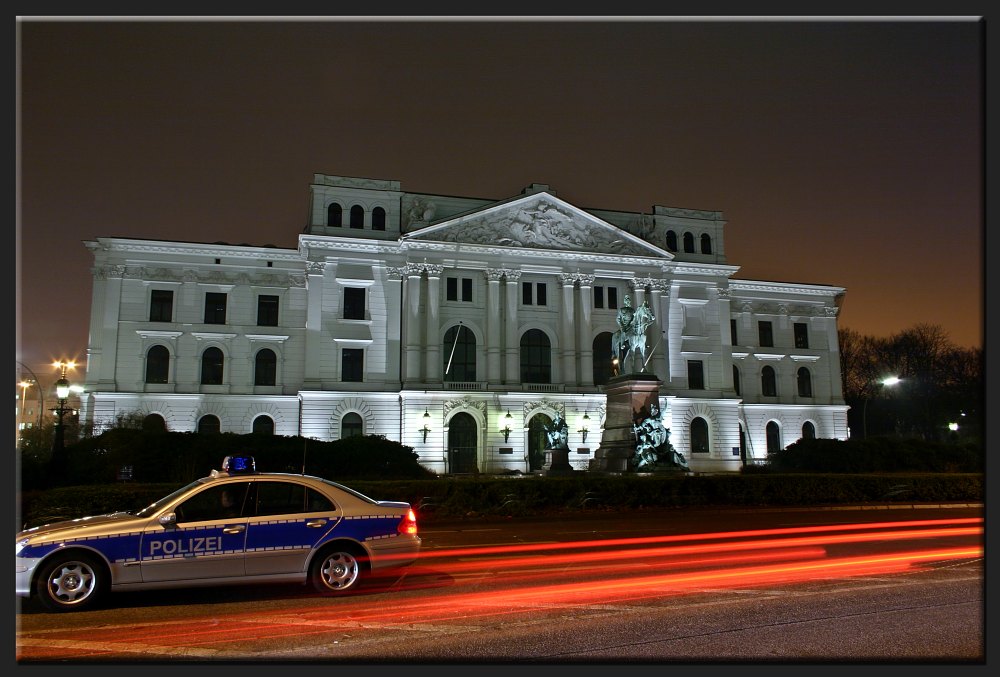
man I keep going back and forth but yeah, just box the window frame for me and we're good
[149,289,174,323]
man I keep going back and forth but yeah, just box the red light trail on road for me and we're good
[16,517,983,661]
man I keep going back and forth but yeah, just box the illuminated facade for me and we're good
[80,174,848,473]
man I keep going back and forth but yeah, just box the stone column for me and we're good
[404,266,423,384]
[485,269,504,385]
[503,269,522,384]
[424,265,443,384]
[717,287,733,390]
[577,274,595,387]
[648,282,665,380]
[559,273,577,387]
[303,261,325,389]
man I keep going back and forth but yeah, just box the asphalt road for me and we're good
[14,505,984,663]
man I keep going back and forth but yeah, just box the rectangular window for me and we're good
[523,282,547,306]
[594,286,604,309]
[204,292,227,324]
[688,360,705,390]
[342,348,364,382]
[447,277,473,302]
[343,287,365,320]
[758,321,773,348]
[607,286,618,310]
[794,322,809,349]
[150,289,173,322]
[730,319,738,345]
[257,295,279,326]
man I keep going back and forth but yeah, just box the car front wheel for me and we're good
[310,547,365,594]
[35,553,105,612]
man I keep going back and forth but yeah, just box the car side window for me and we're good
[254,482,336,517]
[174,483,250,523]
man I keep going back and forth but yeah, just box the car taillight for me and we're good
[398,508,418,535]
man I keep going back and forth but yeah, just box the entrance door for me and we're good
[527,413,552,472]
[447,412,478,474]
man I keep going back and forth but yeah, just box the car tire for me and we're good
[310,546,366,594]
[35,552,105,612]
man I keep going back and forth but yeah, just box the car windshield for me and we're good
[134,480,207,517]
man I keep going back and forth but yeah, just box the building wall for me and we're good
[79,175,848,474]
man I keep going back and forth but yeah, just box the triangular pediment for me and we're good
[402,192,670,258]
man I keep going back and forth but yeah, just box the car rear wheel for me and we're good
[310,547,366,594]
[35,553,105,612]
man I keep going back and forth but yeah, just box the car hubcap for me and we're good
[322,553,358,589]
[50,562,95,604]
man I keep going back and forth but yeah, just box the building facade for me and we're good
[80,174,848,473]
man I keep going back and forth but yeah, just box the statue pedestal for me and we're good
[544,447,575,475]
[592,373,662,473]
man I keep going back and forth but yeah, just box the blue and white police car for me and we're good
[15,456,421,612]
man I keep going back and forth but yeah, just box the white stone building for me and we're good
[80,174,849,474]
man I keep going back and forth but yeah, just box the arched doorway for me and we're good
[527,413,552,472]
[447,412,478,474]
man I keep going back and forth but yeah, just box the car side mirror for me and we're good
[158,512,177,527]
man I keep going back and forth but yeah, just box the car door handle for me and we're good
[222,525,245,534]
[306,520,327,528]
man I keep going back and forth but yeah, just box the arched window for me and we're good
[766,421,782,453]
[342,412,363,438]
[252,415,274,435]
[797,367,813,397]
[327,203,343,228]
[201,347,224,385]
[142,413,166,432]
[700,233,712,254]
[145,345,170,384]
[691,417,710,453]
[683,232,695,253]
[520,329,551,384]
[593,332,614,385]
[198,414,221,434]
[761,365,777,397]
[733,364,741,396]
[802,421,816,440]
[349,205,364,229]
[254,348,277,386]
[665,230,678,252]
[443,325,476,382]
[372,206,386,231]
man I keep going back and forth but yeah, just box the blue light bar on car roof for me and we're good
[222,455,256,474]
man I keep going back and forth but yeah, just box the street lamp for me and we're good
[863,375,900,439]
[17,380,33,448]
[50,361,77,471]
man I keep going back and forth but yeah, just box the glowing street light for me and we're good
[17,380,33,448]
[50,361,77,472]
[863,375,901,439]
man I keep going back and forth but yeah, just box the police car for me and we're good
[15,456,421,612]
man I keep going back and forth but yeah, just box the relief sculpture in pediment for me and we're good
[437,199,653,256]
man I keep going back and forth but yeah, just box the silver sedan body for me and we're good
[16,469,421,611]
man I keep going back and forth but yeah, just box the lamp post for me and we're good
[50,361,76,473]
[16,360,44,430]
[862,376,900,439]
[17,380,33,448]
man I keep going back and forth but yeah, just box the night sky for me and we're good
[15,18,984,386]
